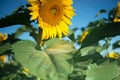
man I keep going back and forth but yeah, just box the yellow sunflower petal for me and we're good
[28,0,37,2]
[46,24,53,38]
[49,27,54,38]
[62,0,73,6]
[59,21,69,35]
[38,17,44,27]
[43,24,49,39]
[3,33,7,40]
[56,25,62,38]
[109,52,120,59]
[28,0,39,4]
[42,28,47,39]
[52,26,57,38]
[65,6,74,11]
[30,11,39,20]
[28,5,39,11]
[42,28,49,39]
[64,9,75,19]
[62,16,72,25]
[113,17,120,22]
[0,33,7,42]
[50,26,57,38]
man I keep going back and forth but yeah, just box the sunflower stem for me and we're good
[36,27,42,50]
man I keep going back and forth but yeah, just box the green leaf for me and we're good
[80,46,97,56]
[86,61,120,80]
[87,19,106,28]
[81,22,120,48]
[45,38,75,54]
[0,43,11,54]
[15,25,32,37]
[0,13,30,28]
[95,9,107,18]
[69,55,93,80]
[68,28,77,42]
[15,25,37,38]
[0,61,35,80]
[80,45,105,56]
[12,39,75,80]
[113,40,120,49]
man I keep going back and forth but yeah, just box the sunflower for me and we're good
[23,67,29,75]
[0,33,7,42]
[0,33,7,63]
[28,0,75,39]
[79,30,89,42]
[0,55,6,63]
[113,2,120,22]
[109,52,120,59]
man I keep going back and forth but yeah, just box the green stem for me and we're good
[36,27,42,50]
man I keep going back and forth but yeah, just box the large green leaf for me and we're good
[86,61,120,80]
[12,39,75,80]
[45,38,75,54]
[70,59,92,79]
[81,22,120,48]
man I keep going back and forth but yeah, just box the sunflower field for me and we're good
[0,0,120,80]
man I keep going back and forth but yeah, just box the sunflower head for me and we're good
[113,2,120,22]
[28,0,75,40]
[0,33,7,42]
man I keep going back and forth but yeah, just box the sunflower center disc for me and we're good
[50,8,57,16]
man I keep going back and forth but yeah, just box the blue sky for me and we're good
[73,0,119,27]
[0,0,120,41]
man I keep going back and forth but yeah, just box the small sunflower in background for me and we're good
[79,30,89,42]
[0,33,7,42]
[113,2,120,22]
[28,0,75,40]
[109,52,120,59]
[23,67,30,75]
[0,33,7,63]
[0,55,6,63]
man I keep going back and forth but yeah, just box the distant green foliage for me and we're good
[86,61,120,80]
